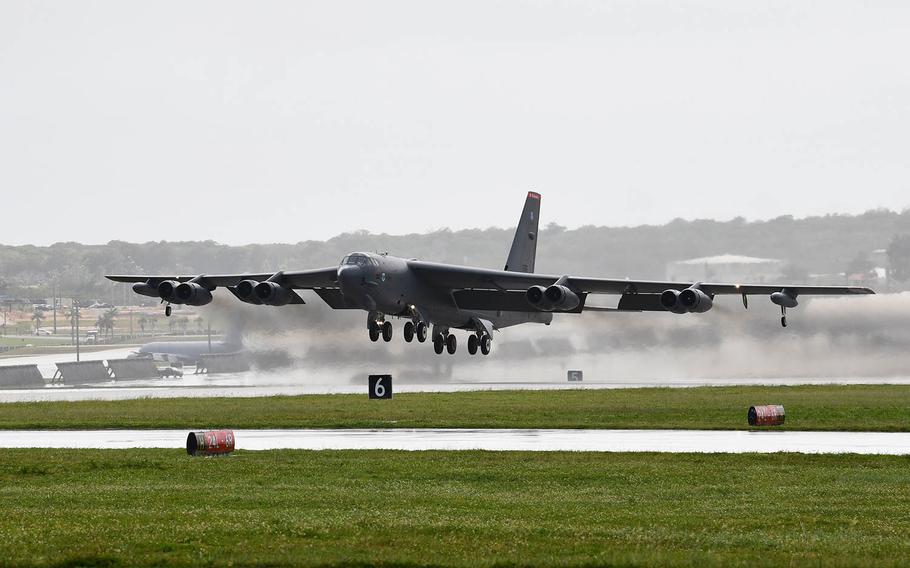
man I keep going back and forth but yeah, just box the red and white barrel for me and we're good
[748,405,785,426]
[186,429,235,456]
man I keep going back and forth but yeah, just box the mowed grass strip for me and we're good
[1,449,910,567]
[2,384,910,431]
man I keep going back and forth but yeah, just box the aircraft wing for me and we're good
[106,267,339,289]
[407,260,873,299]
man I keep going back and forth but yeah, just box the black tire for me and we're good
[467,334,478,355]
[416,322,428,343]
[165,305,172,317]
[433,335,444,354]
[403,321,414,342]
[382,321,393,342]
[480,335,491,355]
[369,327,380,342]
[446,333,457,355]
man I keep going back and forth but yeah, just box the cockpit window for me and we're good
[342,254,372,267]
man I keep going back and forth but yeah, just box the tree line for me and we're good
[2,207,910,302]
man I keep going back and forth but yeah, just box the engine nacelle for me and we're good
[235,279,260,303]
[157,280,183,304]
[770,290,798,308]
[678,287,713,313]
[175,282,213,306]
[132,282,160,298]
[660,289,687,314]
[526,285,549,309]
[254,281,293,306]
[544,284,580,311]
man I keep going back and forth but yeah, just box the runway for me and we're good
[2,375,910,402]
[1,428,909,454]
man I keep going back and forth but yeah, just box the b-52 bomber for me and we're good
[108,193,874,356]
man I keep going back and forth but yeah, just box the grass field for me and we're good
[2,384,910,431]
[1,449,908,567]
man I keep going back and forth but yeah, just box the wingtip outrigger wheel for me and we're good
[780,306,787,327]
[165,304,172,317]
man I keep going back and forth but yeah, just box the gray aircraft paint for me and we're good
[107,194,873,355]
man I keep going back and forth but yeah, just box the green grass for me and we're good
[1,449,909,567]
[2,385,910,431]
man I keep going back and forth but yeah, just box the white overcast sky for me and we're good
[1,1,908,245]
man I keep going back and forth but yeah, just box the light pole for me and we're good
[73,299,80,363]
[52,282,57,334]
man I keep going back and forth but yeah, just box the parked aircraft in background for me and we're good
[108,193,874,356]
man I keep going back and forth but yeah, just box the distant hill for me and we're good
[2,208,908,301]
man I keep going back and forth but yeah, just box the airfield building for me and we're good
[666,254,784,284]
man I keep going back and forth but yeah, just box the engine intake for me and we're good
[660,289,686,313]
[661,287,713,313]
[157,280,182,303]
[254,281,293,306]
[235,280,260,303]
[175,282,213,306]
[544,285,580,311]
[526,285,547,308]
[678,287,713,313]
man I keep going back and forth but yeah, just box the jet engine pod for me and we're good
[254,281,293,306]
[544,284,580,311]
[526,285,552,310]
[175,282,213,306]
[132,282,160,298]
[678,287,713,313]
[770,290,799,308]
[235,279,260,303]
[158,280,183,303]
[660,289,687,314]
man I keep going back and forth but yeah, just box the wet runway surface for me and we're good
[3,375,910,402]
[1,428,908,454]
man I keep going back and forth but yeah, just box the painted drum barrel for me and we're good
[748,405,785,426]
[186,429,235,456]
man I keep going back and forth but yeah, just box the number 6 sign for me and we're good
[368,375,393,399]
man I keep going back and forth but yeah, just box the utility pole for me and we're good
[207,320,212,353]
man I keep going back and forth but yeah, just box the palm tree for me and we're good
[31,310,44,333]
[103,307,118,338]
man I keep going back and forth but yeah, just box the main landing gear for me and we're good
[467,333,492,356]
[403,321,428,343]
[369,315,490,355]
[432,328,491,356]
[368,317,393,342]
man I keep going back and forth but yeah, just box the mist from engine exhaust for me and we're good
[201,290,909,384]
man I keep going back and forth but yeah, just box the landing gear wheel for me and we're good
[403,321,414,342]
[446,333,457,355]
[480,335,492,355]
[433,335,445,354]
[467,334,478,355]
[165,305,172,317]
[781,316,787,328]
[381,321,393,342]
[368,320,380,342]
[416,322,428,343]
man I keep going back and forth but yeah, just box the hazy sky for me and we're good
[1,1,908,245]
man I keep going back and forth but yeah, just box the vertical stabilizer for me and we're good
[504,192,541,273]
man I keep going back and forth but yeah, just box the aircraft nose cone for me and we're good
[337,265,363,293]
